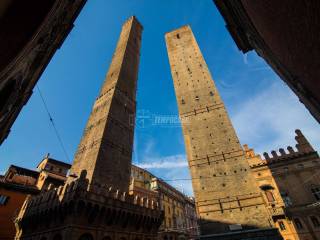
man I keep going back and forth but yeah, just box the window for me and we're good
[209,91,214,96]
[294,218,303,230]
[195,96,199,101]
[297,163,304,169]
[281,192,293,207]
[8,172,14,179]
[311,187,320,200]
[265,191,275,202]
[278,221,286,231]
[310,216,320,227]
[176,34,180,39]
[181,99,185,104]
[0,195,9,205]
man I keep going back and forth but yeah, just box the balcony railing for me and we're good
[268,206,285,219]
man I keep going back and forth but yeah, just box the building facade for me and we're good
[0,0,87,144]
[130,165,199,240]
[247,130,320,240]
[0,156,70,240]
[14,16,163,240]
[165,25,280,239]
[213,0,320,123]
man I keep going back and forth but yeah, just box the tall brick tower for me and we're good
[14,17,163,240]
[68,16,141,192]
[165,26,280,238]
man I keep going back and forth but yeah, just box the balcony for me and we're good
[268,206,286,220]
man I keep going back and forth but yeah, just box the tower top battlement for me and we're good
[262,129,316,163]
[248,130,318,168]
[18,170,159,218]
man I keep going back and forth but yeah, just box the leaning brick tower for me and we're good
[68,14,141,192]
[14,17,163,240]
[165,25,281,239]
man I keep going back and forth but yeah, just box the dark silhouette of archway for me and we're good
[79,233,94,240]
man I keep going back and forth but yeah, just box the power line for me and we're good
[162,173,240,182]
[36,86,70,162]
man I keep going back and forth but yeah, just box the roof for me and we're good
[0,180,40,194]
[9,165,39,178]
[132,164,156,178]
[132,164,193,200]
[37,157,71,168]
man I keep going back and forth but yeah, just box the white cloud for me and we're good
[137,154,187,169]
[232,80,320,155]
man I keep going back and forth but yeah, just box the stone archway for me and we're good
[79,233,94,240]
[102,236,112,240]
[52,234,62,240]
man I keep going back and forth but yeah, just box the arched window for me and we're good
[294,218,303,230]
[310,216,320,227]
[278,221,286,231]
[79,233,94,240]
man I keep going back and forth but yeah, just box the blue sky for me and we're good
[1,0,320,195]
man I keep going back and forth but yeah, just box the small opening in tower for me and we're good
[195,96,199,101]
[181,99,185,104]
[210,91,214,96]
[177,33,180,39]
